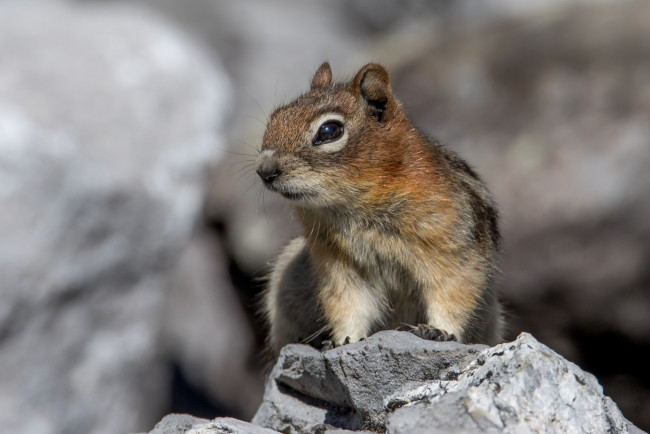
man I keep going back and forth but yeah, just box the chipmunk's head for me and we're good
[255,62,406,209]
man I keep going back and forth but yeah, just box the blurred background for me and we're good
[1,0,648,433]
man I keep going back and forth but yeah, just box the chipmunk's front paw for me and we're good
[320,340,334,351]
[320,336,351,352]
[396,324,457,342]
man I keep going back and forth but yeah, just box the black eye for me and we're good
[313,120,344,145]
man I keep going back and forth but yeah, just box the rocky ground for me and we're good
[147,331,643,433]
[1,1,648,433]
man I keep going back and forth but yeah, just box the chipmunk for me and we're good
[256,62,503,358]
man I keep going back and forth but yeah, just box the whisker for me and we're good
[231,162,255,176]
[241,114,268,129]
[245,179,261,197]
[214,140,260,158]
[307,210,317,245]
[229,157,257,165]
[223,150,259,158]
[234,168,256,184]
[244,90,271,124]
[301,325,328,345]
[229,137,261,157]
[262,188,270,225]
[231,161,255,171]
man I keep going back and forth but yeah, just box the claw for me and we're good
[396,324,457,342]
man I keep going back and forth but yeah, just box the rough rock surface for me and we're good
[148,414,211,434]
[148,331,641,433]
[385,333,643,433]
[253,331,486,432]
[251,331,640,433]
[147,414,279,434]
[0,2,229,434]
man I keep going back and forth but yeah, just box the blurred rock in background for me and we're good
[1,0,649,432]
[161,231,262,419]
[0,2,231,433]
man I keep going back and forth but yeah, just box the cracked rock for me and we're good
[251,331,642,433]
[252,331,488,432]
[148,414,278,434]
[148,331,641,433]
[386,333,642,433]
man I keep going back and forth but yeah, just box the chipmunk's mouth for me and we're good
[279,188,317,201]
[259,174,317,202]
[265,182,316,201]
[280,191,305,200]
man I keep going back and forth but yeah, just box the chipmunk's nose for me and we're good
[256,156,281,184]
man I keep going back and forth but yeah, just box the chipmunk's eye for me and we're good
[313,120,344,146]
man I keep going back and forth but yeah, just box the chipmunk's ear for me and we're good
[352,63,393,122]
[311,62,332,90]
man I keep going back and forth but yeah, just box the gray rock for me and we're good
[250,331,641,433]
[253,331,488,432]
[147,414,280,434]
[148,414,210,434]
[187,417,279,434]
[386,333,642,434]
[0,2,229,434]
[146,332,640,433]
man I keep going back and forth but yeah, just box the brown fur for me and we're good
[256,62,503,358]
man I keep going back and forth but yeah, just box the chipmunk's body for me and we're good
[256,62,503,358]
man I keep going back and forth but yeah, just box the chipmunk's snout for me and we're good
[256,151,281,185]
